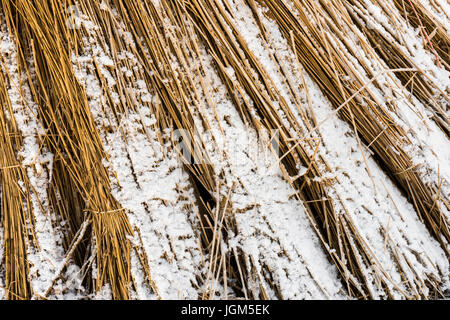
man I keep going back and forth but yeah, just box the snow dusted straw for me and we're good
[392,0,449,69]
[180,0,450,298]
[1,0,134,299]
[0,47,32,300]
[103,0,250,298]
[345,0,449,136]
[71,1,208,299]
[182,0,369,298]
[156,0,344,299]
[259,0,450,251]
[0,16,86,299]
[0,0,448,300]
[93,0,337,299]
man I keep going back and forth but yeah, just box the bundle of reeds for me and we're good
[177,0,450,299]
[345,0,449,135]
[2,0,134,299]
[0,0,448,300]
[259,0,449,250]
[392,0,449,68]
[0,58,32,300]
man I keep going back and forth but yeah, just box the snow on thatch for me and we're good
[0,0,448,300]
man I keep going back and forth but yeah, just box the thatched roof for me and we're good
[0,0,448,300]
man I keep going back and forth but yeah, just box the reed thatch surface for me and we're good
[0,0,448,300]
